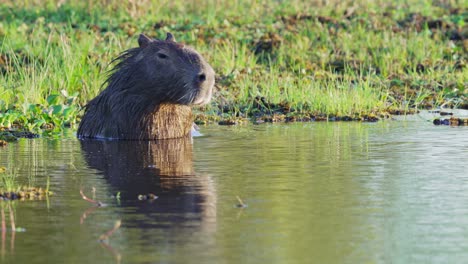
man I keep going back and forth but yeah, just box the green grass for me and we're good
[0,0,466,130]
[0,167,18,192]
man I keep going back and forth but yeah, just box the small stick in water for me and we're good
[80,189,104,207]
[236,196,248,208]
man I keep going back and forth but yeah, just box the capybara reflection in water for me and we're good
[77,33,215,140]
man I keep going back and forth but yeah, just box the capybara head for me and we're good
[112,32,215,106]
[77,32,215,140]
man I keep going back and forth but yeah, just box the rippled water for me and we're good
[0,118,467,264]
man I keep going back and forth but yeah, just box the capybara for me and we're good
[77,33,215,140]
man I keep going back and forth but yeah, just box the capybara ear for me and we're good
[165,32,176,42]
[138,34,153,48]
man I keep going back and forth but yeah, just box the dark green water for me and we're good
[0,120,467,264]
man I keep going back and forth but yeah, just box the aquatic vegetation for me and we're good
[0,167,52,201]
[0,0,466,130]
[0,91,79,133]
[137,193,158,201]
[0,186,52,201]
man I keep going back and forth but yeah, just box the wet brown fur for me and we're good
[77,33,214,140]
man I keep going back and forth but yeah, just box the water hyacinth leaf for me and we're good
[40,112,51,122]
[49,115,62,127]
[62,107,76,120]
[18,115,28,125]
[1,112,18,127]
[34,119,46,128]
[52,105,63,115]
[66,94,78,105]
[28,104,42,115]
[46,94,60,106]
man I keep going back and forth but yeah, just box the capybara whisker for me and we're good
[77,32,215,140]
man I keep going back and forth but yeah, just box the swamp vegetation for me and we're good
[0,0,466,136]
[0,2,466,262]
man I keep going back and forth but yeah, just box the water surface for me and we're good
[0,119,467,264]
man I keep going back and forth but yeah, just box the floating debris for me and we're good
[80,189,105,207]
[0,140,7,147]
[235,195,248,208]
[386,109,419,115]
[440,112,454,116]
[112,192,121,201]
[434,117,468,126]
[137,193,158,201]
[218,119,239,125]
[0,186,53,201]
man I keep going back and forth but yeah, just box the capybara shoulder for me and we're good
[77,32,215,140]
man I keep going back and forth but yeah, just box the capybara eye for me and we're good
[198,74,206,82]
[157,53,168,59]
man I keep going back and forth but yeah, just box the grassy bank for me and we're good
[0,0,466,131]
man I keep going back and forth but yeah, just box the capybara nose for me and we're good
[198,73,206,82]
